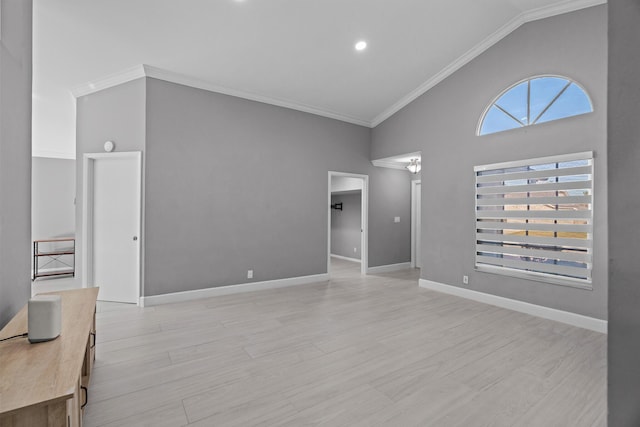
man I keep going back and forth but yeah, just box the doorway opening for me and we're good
[328,172,368,276]
[411,179,422,269]
[82,152,142,304]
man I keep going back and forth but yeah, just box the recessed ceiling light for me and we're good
[355,41,367,51]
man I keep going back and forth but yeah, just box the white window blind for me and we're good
[474,151,593,288]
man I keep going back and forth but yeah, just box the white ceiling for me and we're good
[32,0,603,158]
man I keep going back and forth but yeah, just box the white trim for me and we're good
[370,0,606,127]
[419,279,607,334]
[522,0,606,22]
[328,172,369,276]
[71,64,370,127]
[330,254,362,263]
[140,273,330,307]
[143,65,371,127]
[82,151,143,305]
[367,262,412,274]
[72,65,146,98]
[32,150,76,160]
[410,180,421,269]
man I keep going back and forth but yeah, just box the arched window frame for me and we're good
[477,75,594,136]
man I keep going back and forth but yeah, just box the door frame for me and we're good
[82,151,143,304]
[411,179,421,269]
[328,171,369,275]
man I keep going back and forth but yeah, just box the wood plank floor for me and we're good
[84,258,606,426]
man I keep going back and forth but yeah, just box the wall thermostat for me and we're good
[104,140,115,152]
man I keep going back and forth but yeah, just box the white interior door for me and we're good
[90,154,140,303]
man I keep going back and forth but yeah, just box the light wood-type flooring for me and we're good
[83,258,606,426]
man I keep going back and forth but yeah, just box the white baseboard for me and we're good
[367,262,412,274]
[419,279,607,334]
[330,254,361,263]
[140,273,330,307]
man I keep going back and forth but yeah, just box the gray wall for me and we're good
[0,0,32,328]
[75,78,146,287]
[331,192,361,260]
[144,77,411,296]
[75,76,411,298]
[608,1,640,425]
[371,6,607,319]
[32,157,75,238]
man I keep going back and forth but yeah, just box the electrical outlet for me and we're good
[463,275,469,285]
[394,216,401,223]
[247,269,253,279]
[354,247,357,253]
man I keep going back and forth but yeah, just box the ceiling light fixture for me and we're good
[406,158,421,174]
[355,41,367,51]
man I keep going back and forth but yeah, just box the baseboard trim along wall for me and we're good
[140,273,330,307]
[419,279,607,334]
[330,254,361,263]
[367,262,412,274]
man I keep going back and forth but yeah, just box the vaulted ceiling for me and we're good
[32,0,603,158]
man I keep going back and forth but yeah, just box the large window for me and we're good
[478,76,593,136]
[474,152,593,288]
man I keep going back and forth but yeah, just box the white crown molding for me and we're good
[522,0,606,22]
[71,63,372,128]
[419,279,607,334]
[32,149,76,160]
[142,65,372,127]
[71,65,146,98]
[140,273,329,307]
[371,0,607,127]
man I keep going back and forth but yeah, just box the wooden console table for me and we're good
[0,288,98,427]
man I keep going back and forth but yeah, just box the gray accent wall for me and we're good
[0,0,32,328]
[75,78,146,289]
[608,1,640,425]
[144,77,411,296]
[371,6,607,319]
[75,76,412,299]
[331,192,361,260]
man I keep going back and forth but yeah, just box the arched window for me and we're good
[478,76,593,136]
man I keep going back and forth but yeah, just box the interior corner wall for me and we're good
[75,78,146,289]
[143,77,411,297]
[331,192,362,260]
[371,5,607,319]
[607,0,640,425]
[0,0,32,328]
